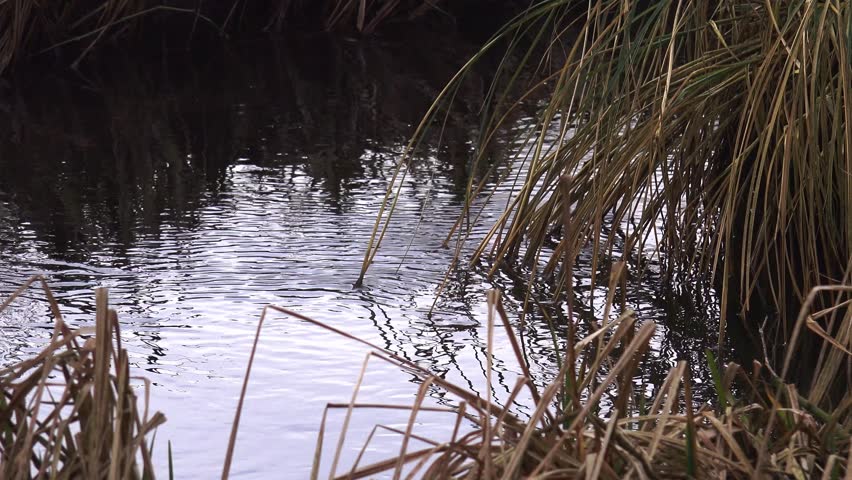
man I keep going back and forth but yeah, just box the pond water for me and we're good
[0,33,723,478]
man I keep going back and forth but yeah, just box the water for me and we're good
[0,34,722,478]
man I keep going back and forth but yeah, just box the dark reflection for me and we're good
[428,252,724,407]
[0,32,491,261]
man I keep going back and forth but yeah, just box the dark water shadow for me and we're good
[0,32,500,262]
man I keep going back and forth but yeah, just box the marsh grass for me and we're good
[359,0,852,350]
[0,276,165,479]
[224,286,851,479]
[1,276,848,478]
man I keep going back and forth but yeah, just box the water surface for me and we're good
[0,34,722,478]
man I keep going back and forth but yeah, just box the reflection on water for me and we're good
[0,33,721,479]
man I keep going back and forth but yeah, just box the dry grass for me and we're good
[1,275,848,478]
[0,276,165,479]
[224,285,852,479]
[359,0,852,350]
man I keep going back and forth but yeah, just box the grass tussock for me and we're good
[359,0,852,346]
[0,276,165,479]
[225,286,851,479]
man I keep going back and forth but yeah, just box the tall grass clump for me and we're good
[0,276,165,479]
[360,0,852,349]
[225,287,851,478]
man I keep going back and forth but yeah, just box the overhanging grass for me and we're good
[359,0,852,350]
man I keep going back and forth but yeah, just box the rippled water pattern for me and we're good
[0,35,721,478]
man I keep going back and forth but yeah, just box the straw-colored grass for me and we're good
[0,276,165,479]
[224,285,852,479]
[2,277,848,478]
[358,0,852,349]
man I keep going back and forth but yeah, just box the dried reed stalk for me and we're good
[0,276,165,479]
